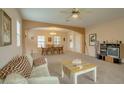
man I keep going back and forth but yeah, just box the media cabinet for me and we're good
[97,43,124,63]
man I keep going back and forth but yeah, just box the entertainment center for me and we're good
[97,43,124,63]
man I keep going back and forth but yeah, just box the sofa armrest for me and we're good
[28,76,59,84]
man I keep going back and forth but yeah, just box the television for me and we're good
[107,48,119,58]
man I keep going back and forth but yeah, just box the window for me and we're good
[16,21,21,47]
[37,36,45,48]
[54,36,61,45]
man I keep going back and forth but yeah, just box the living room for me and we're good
[0,8,124,84]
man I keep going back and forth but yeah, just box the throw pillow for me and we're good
[33,56,46,66]
[0,56,32,79]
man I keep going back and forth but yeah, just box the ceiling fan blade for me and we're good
[72,8,79,12]
[65,15,72,22]
[78,16,83,20]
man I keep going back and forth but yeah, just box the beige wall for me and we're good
[25,30,68,53]
[85,17,124,57]
[0,9,22,68]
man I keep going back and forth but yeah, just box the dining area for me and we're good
[41,44,64,55]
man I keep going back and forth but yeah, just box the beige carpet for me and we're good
[46,51,124,84]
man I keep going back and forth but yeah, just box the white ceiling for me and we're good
[18,8,124,27]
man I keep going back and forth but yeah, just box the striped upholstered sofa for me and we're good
[0,53,59,84]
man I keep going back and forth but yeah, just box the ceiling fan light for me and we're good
[72,14,79,18]
[50,32,56,35]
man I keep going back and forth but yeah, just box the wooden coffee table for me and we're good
[61,61,97,84]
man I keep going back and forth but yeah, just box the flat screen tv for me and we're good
[107,48,119,58]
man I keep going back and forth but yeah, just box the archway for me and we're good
[22,20,85,54]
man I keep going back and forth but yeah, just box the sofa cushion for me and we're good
[0,78,3,84]
[28,76,59,84]
[31,64,50,77]
[0,56,32,79]
[33,56,46,66]
[4,73,28,84]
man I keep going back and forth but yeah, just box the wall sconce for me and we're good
[31,36,34,40]
[25,32,28,38]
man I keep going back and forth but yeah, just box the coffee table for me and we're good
[61,61,97,84]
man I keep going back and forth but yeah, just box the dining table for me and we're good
[41,45,63,55]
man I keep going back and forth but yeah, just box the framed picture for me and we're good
[89,33,97,46]
[48,37,52,42]
[63,38,65,42]
[0,9,12,46]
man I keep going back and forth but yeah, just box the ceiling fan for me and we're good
[61,8,89,22]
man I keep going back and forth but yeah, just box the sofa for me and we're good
[0,53,59,84]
